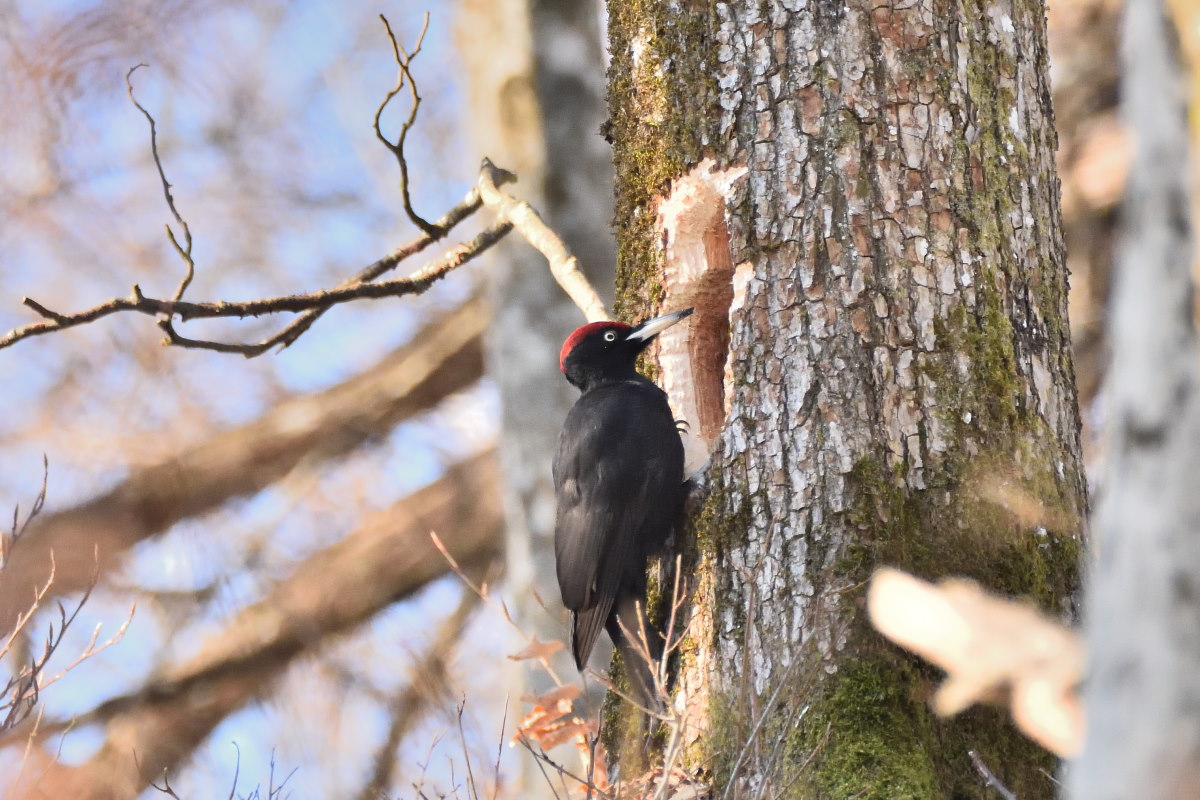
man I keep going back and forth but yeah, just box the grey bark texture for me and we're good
[607,0,1086,796]
[1069,2,1200,798]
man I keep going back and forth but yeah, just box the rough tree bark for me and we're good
[607,1,1086,797]
[1069,3,1200,798]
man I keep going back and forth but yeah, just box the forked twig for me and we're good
[125,63,194,305]
[375,13,436,235]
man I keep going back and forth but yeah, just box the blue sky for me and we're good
[0,1,542,796]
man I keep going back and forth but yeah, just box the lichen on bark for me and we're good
[606,0,1086,796]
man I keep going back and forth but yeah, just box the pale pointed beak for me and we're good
[627,307,694,342]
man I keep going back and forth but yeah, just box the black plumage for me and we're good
[553,309,692,704]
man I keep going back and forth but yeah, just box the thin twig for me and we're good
[0,549,133,734]
[476,158,610,323]
[490,699,508,800]
[517,736,613,800]
[457,700,481,800]
[5,456,48,569]
[125,62,203,356]
[430,531,566,687]
[375,13,436,235]
[969,750,1018,800]
[125,64,195,305]
[244,182,502,356]
[226,742,242,800]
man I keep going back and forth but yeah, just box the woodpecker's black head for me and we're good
[559,308,693,392]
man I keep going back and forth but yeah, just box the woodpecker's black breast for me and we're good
[552,377,685,669]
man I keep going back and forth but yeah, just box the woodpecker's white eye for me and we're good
[603,330,617,342]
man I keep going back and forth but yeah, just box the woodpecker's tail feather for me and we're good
[570,594,614,671]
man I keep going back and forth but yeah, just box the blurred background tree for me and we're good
[0,0,1191,798]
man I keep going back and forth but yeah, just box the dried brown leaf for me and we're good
[867,566,1084,756]
[507,635,564,662]
[519,683,581,707]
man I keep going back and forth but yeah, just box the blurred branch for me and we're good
[354,586,482,800]
[0,299,487,637]
[867,567,1083,757]
[5,452,503,800]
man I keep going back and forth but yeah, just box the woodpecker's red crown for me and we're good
[558,309,693,393]
[559,321,633,372]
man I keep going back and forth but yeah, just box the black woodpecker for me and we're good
[553,307,693,706]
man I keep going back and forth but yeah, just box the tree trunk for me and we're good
[607,1,1086,797]
[457,0,615,671]
[456,0,615,794]
[1069,3,1200,798]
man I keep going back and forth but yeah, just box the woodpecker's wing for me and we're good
[553,381,684,667]
[564,477,655,671]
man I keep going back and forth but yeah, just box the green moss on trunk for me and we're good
[606,0,718,320]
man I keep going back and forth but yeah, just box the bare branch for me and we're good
[245,178,507,356]
[0,301,487,635]
[6,23,525,358]
[375,13,436,235]
[476,158,610,322]
[969,750,1018,800]
[3,17,606,357]
[1,220,509,353]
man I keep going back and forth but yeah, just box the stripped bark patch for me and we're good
[653,158,748,473]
